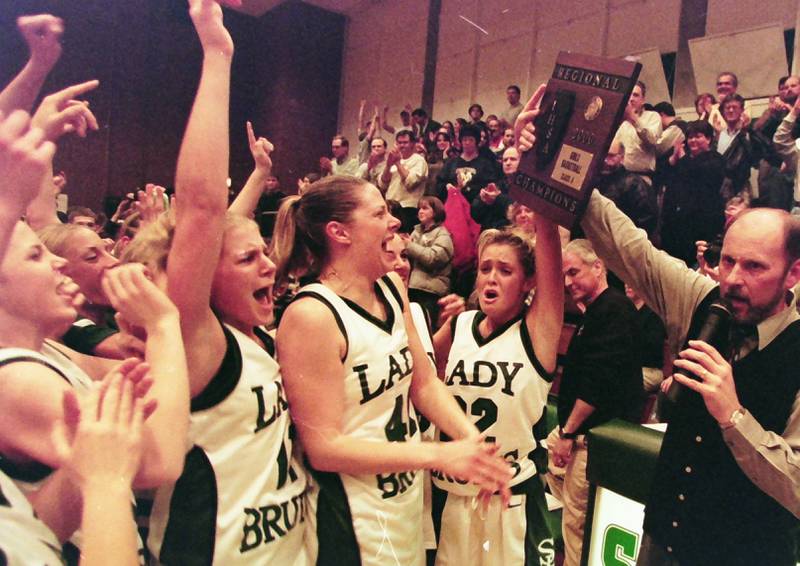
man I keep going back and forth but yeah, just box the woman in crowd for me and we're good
[508,201,536,236]
[406,196,454,325]
[120,1,308,563]
[272,175,512,566]
[695,92,716,120]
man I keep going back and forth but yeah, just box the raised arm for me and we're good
[527,214,564,374]
[0,110,55,262]
[0,15,63,115]
[25,79,100,230]
[773,98,800,168]
[517,86,715,357]
[167,0,234,396]
[229,121,274,217]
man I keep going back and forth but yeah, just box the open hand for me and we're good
[134,184,168,226]
[52,361,155,490]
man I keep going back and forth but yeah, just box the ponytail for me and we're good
[272,195,310,288]
[272,175,368,289]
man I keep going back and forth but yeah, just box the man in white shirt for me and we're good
[320,134,359,177]
[611,80,662,182]
[379,130,428,232]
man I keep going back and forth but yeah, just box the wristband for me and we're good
[559,426,578,440]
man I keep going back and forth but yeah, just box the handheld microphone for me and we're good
[665,299,733,404]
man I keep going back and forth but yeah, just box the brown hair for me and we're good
[271,175,368,287]
[477,227,537,277]
[418,196,445,224]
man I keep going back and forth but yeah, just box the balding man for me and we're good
[580,191,800,565]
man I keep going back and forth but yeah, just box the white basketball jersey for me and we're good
[0,347,91,493]
[297,276,424,566]
[434,311,553,496]
[148,324,307,565]
[410,302,435,371]
[0,471,63,565]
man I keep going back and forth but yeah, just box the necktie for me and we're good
[730,323,758,362]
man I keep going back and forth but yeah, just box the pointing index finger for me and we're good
[523,83,547,113]
[53,80,100,103]
[246,121,256,146]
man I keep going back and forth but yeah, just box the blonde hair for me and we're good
[271,175,368,287]
[37,223,91,258]
[121,211,257,271]
[477,227,537,277]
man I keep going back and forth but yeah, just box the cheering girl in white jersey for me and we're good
[431,86,564,566]
[272,176,512,566]
[121,2,306,564]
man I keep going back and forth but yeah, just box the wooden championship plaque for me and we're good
[510,52,641,228]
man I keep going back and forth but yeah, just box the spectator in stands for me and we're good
[652,102,688,198]
[625,283,667,394]
[405,195,453,323]
[500,84,523,126]
[773,91,800,212]
[661,120,725,265]
[597,151,659,239]
[436,124,501,203]
[320,134,359,177]
[357,136,388,188]
[718,93,771,200]
[502,127,515,152]
[440,120,455,140]
[548,239,643,566]
[709,71,751,132]
[487,116,504,153]
[425,132,451,196]
[611,80,662,184]
[756,75,800,210]
[412,107,441,153]
[452,117,467,152]
[695,92,716,120]
[297,172,320,195]
[509,201,535,235]
[468,103,485,127]
[379,129,429,232]
[67,206,99,231]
